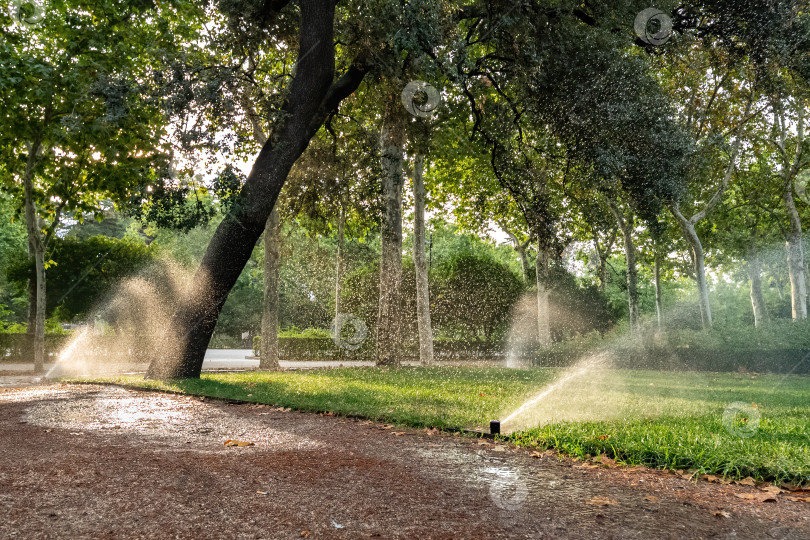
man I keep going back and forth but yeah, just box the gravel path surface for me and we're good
[1,383,808,539]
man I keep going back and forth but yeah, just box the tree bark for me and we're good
[23,140,45,373]
[335,202,345,320]
[146,0,368,379]
[747,248,769,327]
[259,207,281,370]
[674,215,712,329]
[375,96,407,367]
[412,155,434,365]
[607,200,639,331]
[654,244,664,328]
[784,190,807,320]
[535,245,551,346]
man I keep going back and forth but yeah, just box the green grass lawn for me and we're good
[86,366,810,485]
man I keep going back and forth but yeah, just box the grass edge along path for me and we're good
[76,366,810,486]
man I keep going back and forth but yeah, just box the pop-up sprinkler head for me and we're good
[490,420,500,436]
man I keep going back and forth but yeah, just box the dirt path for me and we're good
[0,383,807,539]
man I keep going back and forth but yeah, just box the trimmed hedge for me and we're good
[0,334,72,362]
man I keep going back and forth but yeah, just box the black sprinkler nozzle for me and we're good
[490,420,500,436]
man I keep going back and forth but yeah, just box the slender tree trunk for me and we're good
[335,203,345,320]
[747,248,769,327]
[26,251,36,361]
[784,187,807,320]
[259,208,281,370]
[146,1,367,379]
[412,155,434,365]
[375,96,406,366]
[23,141,45,373]
[607,200,639,330]
[535,245,551,346]
[680,219,712,329]
[654,244,664,328]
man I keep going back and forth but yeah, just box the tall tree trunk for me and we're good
[784,185,807,320]
[23,141,45,373]
[535,245,551,346]
[677,217,712,329]
[747,248,770,327]
[607,200,639,331]
[146,1,368,379]
[26,250,37,363]
[259,208,281,370]
[654,244,664,328]
[375,97,406,366]
[412,155,434,365]
[335,203,345,320]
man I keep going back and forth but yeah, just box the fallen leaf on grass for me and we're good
[587,496,618,507]
[643,496,660,502]
[320,411,335,417]
[224,439,254,447]
[713,511,731,518]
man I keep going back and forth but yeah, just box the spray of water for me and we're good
[47,258,193,378]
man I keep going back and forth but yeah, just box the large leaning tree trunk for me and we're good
[606,199,639,331]
[22,139,46,373]
[375,95,407,367]
[260,207,281,370]
[412,154,434,365]
[147,0,368,379]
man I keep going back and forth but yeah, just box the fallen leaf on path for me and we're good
[425,428,439,436]
[575,463,599,469]
[597,454,616,467]
[477,440,491,446]
[381,424,395,430]
[643,496,660,502]
[492,445,507,452]
[320,411,335,417]
[737,477,757,487]
[587,496,618,507]
[699,474,720,483]
[713,511,730,518]
[256,491,267,495]
[761,486,783,495]
[224,439,254,447]
[300,531,310,537]
[392,431,406,436]
[786,496,810,503]
[735,492,777,503]
[530,451,543,458]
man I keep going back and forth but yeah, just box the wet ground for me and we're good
[1,382,808,539]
